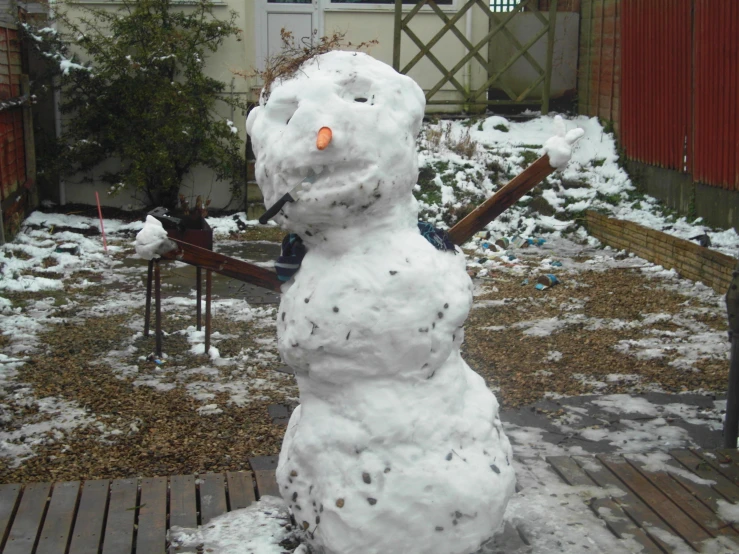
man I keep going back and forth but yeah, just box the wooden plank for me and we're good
[4,482,50,554]
[693,449,739,488]
[551,457,663,554]
[548,456,596,486]
[164,238,281,292]
[68,480,108,554]
[169,475,197,529]
[447,155,555,245]
[136,477,168,554]
[627,457,739,542]
[573,456,677,552]
[0,483,22,550]
[249,457,280,499]
[35,481,80,554]
[199,474,228,525]
[671,449,739,504]
[598,454,713,550]
[101,478,137,554]
[226,471,256,511]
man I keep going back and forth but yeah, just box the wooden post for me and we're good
[542,0,558,114]
[144,260,154,336]
[393,0,403,71]
[20,75,37,209]
[204,270,212,355]
[155,260,162,357]
[196,266,202,331]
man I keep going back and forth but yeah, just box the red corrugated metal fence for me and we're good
[621,0,739,190]
[620,0,692,172]
[692,0,739,190]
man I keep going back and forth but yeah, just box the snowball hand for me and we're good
[543,115,585,169]
[134,215,176,260]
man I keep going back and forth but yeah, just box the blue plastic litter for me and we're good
[535,283,546,290]
[550,260,563,267]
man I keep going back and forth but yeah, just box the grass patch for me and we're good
[494,124,509,133]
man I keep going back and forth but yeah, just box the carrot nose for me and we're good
[316,127,332,150]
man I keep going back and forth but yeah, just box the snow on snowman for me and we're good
[240,50,583,554]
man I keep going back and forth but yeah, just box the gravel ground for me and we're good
[0,224,730,484]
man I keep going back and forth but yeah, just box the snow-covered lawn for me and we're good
[0,113,737,553]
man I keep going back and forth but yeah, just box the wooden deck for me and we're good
[548,449,739,553]
[0,450,738,553]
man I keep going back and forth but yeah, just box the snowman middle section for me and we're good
[274,226,516,554]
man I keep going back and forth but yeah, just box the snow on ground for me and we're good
[0,113,737,552]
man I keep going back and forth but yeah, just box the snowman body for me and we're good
[247,51,515,554]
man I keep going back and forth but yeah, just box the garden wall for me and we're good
[585,210,735,295]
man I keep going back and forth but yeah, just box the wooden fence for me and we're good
[0,23,33,242]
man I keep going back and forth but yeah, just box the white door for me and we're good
[257,0,322,71]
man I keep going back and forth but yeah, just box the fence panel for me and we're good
[620,0,692,172]
[692,0,739,190]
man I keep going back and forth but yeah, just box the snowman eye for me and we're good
[354,97,368,103]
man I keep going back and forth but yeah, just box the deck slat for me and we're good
[35,481,80,554]
[136,477,168,554]
[671,449,739,504]
[226,471,256,510]
[551,456,663,554]
[250,456,280,498]
[199,474,228,525]
[692,449,739,488]
[169,475,197,529]
[68,480,109,554]
[573,455,676,552]
[101,478,137,554]
[598,454,713,550]
[0,483,22,550]
[627,458,739,543]
[4,482,51,554]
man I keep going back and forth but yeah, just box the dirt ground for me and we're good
[0,229,730,484]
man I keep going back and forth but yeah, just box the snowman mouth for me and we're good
[282,162,370,194]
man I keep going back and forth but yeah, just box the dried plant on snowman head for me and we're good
[241,29,378,100]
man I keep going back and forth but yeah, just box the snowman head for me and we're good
[247,51,425,235]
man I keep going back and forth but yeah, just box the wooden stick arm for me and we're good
[161,238,283,292]
[153,154,554,293]
[447,154,555,246]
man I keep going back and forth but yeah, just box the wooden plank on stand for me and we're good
[199,474,228,525]
[4,482,50,554]
[35,481,81,554]
[550,456,663,554]
[136,477,168,554]
[226,471,256,511]
[0,483,22,550]
[249,457,280,499]
[68,480,109,554]
[598,454,713,550]
[101,478,138,554]
[169,475,197,529]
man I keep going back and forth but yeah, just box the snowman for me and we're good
[246,51,515,554]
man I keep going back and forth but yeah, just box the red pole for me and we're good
[95,191,108,254]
